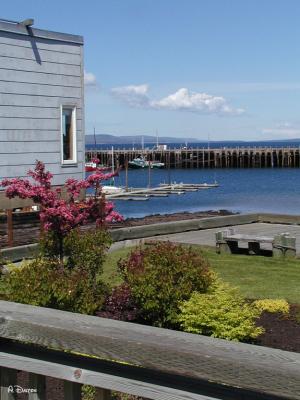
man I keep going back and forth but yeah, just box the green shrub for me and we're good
[253,299,290,315]
[3,257,108,314]
[81,385,96,400]
[3,228,111,314]
[179,281,264,341]
[40,228,111,274]
[118,242,214,327]
[64,228,112,278]
[3,259,55,307]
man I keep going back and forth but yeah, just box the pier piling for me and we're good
[86,147,300,168]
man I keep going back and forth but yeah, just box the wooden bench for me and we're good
[216,228,296,257]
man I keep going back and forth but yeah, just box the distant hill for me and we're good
[85,134,204,145]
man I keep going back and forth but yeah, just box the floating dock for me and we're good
[86,147,300,169]
[106,183,218,201]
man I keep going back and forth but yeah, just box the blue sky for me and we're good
[2,0,300,140]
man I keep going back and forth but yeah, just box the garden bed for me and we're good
[257,304,300,352]
[101,245,300,353]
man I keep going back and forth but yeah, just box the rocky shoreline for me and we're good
[115,209,236,228]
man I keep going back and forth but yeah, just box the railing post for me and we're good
[95,388,112,400]
[63,381,82,400]
[28,373,46,400]
[0,367,17,400]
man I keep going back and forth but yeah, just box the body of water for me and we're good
[106,168,300,218]
[86,140,300,150]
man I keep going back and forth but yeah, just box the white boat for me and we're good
[102,185,124,195]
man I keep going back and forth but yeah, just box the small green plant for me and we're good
[4,230,112,315]
[179,280,264,341]
[64,228,112,276]
[4,258,56,307]
[118,242,214,327]
[81,385,96,400]
[253,299,290,315]
[4,257,107,314]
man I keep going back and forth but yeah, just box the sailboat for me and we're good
[85,127,99,172]
[102,146,124,194]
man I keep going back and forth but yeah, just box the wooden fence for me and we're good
[0,301,299,399]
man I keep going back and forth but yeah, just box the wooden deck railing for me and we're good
[0,301,299,400]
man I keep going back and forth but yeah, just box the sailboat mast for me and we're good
[111,146,115,185]
[93,126,97,148]
[156,129,159,148]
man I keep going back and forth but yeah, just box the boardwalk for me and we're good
[148,222,300,254]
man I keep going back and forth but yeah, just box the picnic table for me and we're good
[216,228,296,257]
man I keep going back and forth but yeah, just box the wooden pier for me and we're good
[86,147,300,168]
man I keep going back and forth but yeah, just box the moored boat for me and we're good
[102,185,124,195]
[128,157,165,169]
[85,161,98,172]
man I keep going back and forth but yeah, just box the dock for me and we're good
[86,147,300,168]
[106,183,218,201]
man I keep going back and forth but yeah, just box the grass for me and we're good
[102,244,300,304]
[199,246,300,303]
[102,247,133,287]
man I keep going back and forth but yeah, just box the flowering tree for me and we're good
[1,161,122,259]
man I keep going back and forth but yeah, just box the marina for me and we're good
[105,167,300,218]
[86,147,300,169]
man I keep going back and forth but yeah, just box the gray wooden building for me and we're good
[0,19,85,208]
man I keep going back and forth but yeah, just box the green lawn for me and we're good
[102,247,133,287]
[102,245,300,304]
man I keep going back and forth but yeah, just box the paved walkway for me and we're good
[149,222,300,253]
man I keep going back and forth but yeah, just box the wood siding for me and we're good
[0,27,85,200]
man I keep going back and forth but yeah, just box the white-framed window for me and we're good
[61,105,77,164]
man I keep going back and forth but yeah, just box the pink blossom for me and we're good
[0,160,123,237]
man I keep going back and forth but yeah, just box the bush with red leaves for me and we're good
[97,283,139,322]
[115,242,214,328]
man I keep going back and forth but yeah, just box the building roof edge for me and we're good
[0,20,84,44]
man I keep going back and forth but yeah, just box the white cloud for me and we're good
[111,84,244,115]
[111,84,150,107]
[151,88,244,115]
[84,71,97,86]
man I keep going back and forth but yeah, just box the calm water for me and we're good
[86,140,300,150]
[107,168,300,218]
